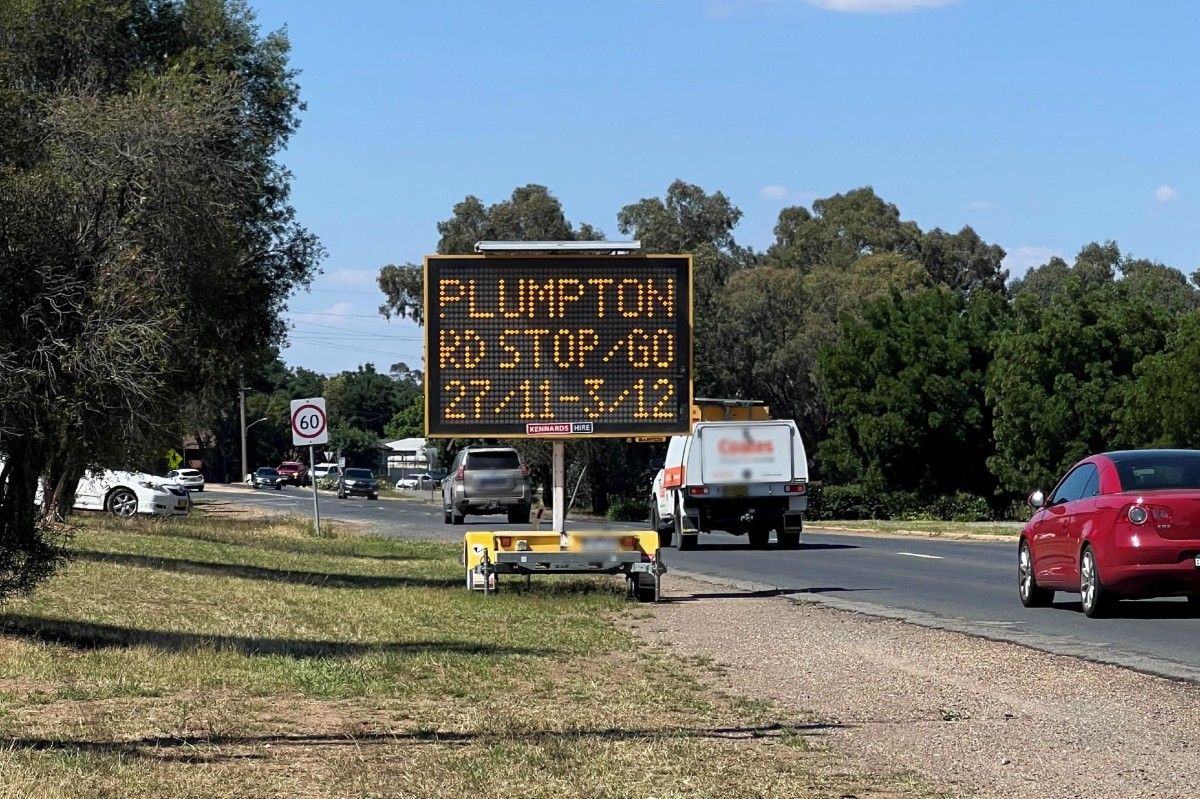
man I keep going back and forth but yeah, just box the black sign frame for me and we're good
[424,254,693,438]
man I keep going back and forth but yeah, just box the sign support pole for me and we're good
[309,444,322,537]
[552,440,565,544]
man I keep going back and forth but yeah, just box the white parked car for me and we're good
[311,463,341,482]
[395,475,421,490]
[0,463,188,518]
[73,470,191,518]
[165,468,205,491]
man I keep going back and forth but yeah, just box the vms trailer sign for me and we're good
[424,254,693,437]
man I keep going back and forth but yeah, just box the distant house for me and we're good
[383,437,430,477]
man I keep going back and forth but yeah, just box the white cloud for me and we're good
[293,301,355,327]
[324,268,377,288]
[1002,246,1060,279]
[802,0,957,11]
[759,184,819,203]
[1155,184,1179,204]
[967,199,995,210]
[708,0,954,16]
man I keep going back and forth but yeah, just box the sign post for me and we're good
[291,397,329,536]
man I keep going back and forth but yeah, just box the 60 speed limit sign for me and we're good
[290,397,329,446]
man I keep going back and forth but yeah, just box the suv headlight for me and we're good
[138,480,157,489]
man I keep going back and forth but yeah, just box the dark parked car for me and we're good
[1020,449,1200,617]
[251,467,283,490]
[338,468,379,500]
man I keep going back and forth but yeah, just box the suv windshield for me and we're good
[1112,451,1200,491]
[466,450,521,470]
[257,468,278,476]
[344,468,374,479]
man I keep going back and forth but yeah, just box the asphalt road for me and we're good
[199,485,1200,682]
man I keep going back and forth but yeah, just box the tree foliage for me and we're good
[0,0,320,601]
[988,282,1179,494]
[818,288,1006,499]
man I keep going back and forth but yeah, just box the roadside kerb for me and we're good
[806,524,1020,543]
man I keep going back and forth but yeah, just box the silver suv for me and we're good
[442,446,531,525]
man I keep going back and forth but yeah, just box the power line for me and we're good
[286,310,396,319]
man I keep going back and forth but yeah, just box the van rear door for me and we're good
[698,423,794,484]
[465,449,523,497]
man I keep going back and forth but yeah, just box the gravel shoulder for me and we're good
[630,575,1200,799]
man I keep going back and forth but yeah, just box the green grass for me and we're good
[813,519,1023,536]
[0,512,926,798]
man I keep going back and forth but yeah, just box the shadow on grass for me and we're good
[2,721,842,761]
[99,523,447,562]
[71,550,460,590]
[0,614,552,659]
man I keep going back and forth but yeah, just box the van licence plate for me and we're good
[725,486,747,497]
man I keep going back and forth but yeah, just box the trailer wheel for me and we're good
[777,530,801,549]
[748,529,770,548]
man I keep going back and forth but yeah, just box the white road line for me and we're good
[897,552,943,560]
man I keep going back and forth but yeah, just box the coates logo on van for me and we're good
[718,438,775,456]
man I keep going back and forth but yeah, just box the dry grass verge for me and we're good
[0,513,930,798]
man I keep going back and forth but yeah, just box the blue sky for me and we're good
[258,0,1200,374]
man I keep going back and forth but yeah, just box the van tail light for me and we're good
[785,482,807,494]
[456,465,465,481]
[498,536,512,548]
[620,536,638,550]
[688,486,709,496]
[520,464,529,477]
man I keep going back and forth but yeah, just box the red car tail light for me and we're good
[1127,504,1174,527]
[456,465,465,481]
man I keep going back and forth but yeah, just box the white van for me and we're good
[651,420,808,550]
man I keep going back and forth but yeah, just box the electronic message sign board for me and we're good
[424,254,692,438]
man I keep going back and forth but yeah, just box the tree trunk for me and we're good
[0,438,65,602]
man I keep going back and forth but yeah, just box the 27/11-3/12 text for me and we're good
[442,377,677,421]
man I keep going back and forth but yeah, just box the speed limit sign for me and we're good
[290,397,329,446]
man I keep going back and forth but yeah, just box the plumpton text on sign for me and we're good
[423,254,692,437]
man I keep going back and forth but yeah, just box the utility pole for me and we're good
[239,379,247,483]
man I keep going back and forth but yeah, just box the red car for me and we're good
[1020,450,1200,617]
[276,461,309,487]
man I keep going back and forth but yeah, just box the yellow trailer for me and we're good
[463,528,665,601]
